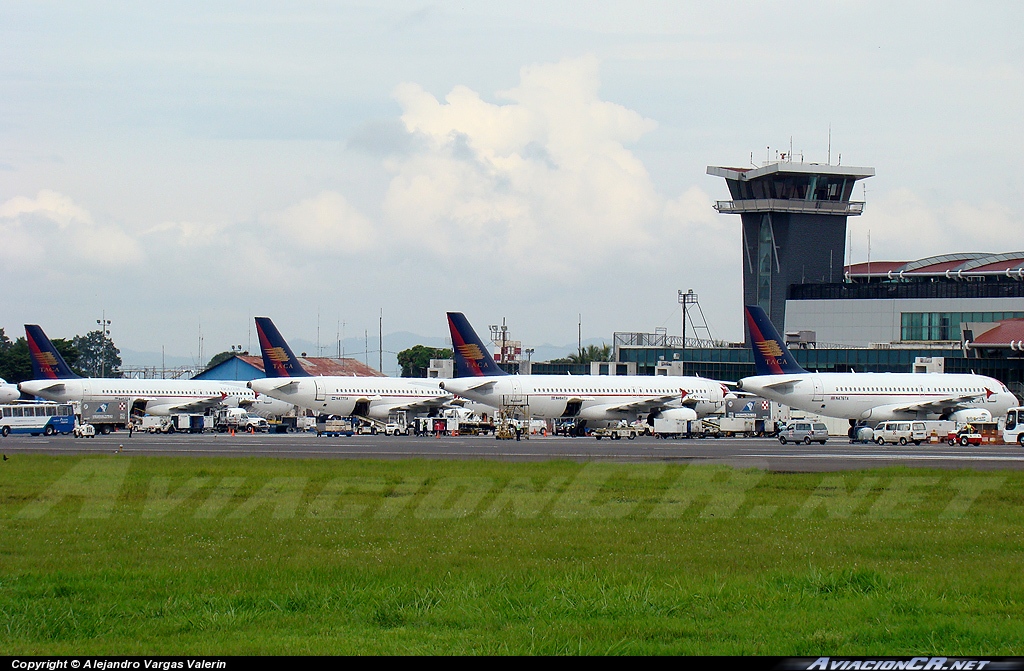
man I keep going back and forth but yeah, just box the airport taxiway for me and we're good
[2,432,1024,471]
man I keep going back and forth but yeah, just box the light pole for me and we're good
[96,312,111,377]
[524,348,534,375]
[489,320,509,366]
[678,289,698,352]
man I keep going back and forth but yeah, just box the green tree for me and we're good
[551,343,613,365]
[397,345,452,377]
[0,329,19,382]
[72,330,122,378]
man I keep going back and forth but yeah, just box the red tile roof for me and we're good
[237,355,385,377]
[971,319,1024,345]
[844,261,905,275]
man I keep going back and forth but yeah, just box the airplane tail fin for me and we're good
[25,325,80,380]
[744,305,807,376]
[254,317,311,378]
[446,312,509,377]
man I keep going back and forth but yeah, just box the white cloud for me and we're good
[124,191,378,300]
[0,190,142,270]
[263,191,377,254]
[852,188,1018,261]
[383,56,663,278]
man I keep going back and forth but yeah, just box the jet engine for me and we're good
[648,407,698,425]
[948,408,992,423]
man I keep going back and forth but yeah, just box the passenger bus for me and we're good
[0,402,76,437]
[1003,407,1024,445]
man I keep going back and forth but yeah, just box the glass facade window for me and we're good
[790,282,1024,301]
[901,312,1024,342]
[616,345,955,376]
[731,175,853,201]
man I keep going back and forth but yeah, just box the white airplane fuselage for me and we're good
[439,375,724,426]
[0,379,19,403]
[248,376,451,420]
[738,372,1017,422]
[18,377,290,417]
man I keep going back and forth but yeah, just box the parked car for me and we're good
[778,421,829,445]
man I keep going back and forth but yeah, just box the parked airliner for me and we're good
[438,312,725,428]
[737,305,1017,422]
[18,324,295,418]
[247,317,452,421]
[0,378,20,403]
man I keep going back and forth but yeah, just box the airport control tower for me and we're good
[708,160,874,340]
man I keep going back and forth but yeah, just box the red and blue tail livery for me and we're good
[25,324,80,380]
[744,305,807,376]
[446,312,509,378]
[254,317,311,378]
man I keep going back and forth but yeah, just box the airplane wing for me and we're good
[31,382,66,394]
[265,380,301,394]
[384,396,455,412]
[604,393,689,413]
[889,393,988,415]
[761,379,803,394]
[455,379,499,392]
[145,396,226,415]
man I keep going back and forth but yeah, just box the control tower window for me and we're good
[812,176,847,201]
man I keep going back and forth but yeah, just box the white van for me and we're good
[873,421,927,446]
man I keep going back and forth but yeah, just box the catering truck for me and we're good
[719,397,790,437]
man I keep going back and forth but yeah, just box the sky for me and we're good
[2,1,1022,370]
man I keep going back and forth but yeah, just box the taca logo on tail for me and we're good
[744,305,807,376]
[25,325,79,380]
[446,312,508,378]
[254,317,311,378]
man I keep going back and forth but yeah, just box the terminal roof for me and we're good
[845,252,1024,280]
[970,320,1024,346]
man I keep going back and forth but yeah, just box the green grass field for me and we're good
[2,455,1023,655]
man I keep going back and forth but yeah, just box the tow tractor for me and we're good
[947,425,983,446]
[593,425,641,440]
